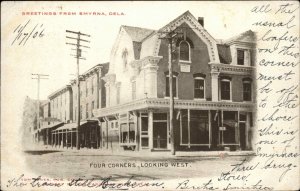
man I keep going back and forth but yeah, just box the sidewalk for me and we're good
[24,144,255,158]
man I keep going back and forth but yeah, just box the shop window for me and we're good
[181,110,188,144]
[120,123,135,143]
[179,41,190,62]
[111,122,114,129]
[222,111,238,144]
[165,75,178,98]
[141,115,149,148]
[180,110,209,145]
[243,80,252,101]
[194,77,205,99]
[190,110,209,144]
[220,78,231,101]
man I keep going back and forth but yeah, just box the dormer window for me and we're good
[179,41,190,62]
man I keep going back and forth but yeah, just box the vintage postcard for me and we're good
[1,1,299,190]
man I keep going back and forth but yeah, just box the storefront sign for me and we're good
[219,126,226,131]
[180,64,190,72]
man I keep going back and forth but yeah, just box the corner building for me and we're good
[94,11,256,152]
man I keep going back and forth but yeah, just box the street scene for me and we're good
[25,149,254,180]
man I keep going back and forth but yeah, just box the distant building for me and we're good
[93,11,256,152]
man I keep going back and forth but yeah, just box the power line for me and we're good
[31,73,49,143]
[66,30,91,150]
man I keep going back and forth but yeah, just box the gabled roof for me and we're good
[122,25,155,42]
[225,30,256,44]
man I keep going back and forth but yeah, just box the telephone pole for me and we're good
[159,29,183,155]
[66,30,90,150]
[31,73,49,142]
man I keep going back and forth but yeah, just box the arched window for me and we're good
[179,41,190,61]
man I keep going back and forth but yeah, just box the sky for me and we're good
[2,1,261,100]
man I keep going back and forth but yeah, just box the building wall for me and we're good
[72,66,107,121]
[157,22,212,100]
[49,87,72,124]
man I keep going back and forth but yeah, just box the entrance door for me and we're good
[153,122,168,149]
[239,122,246,150]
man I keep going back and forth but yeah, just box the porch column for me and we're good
[221,110,224,145]
[62,131,64,148]
[106,120,109,149]
[66,130,68,149]
[246,112,251,149]
[71,131,73,149]
[134,112,139,151]
[236,111,241,150]
[208,110,212,148]
[46,129,49,145]
[148,110,153,150]
[211,72,219,102]
[188,109,190,148]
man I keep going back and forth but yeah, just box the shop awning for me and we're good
[40,122,64,130]
[54,121,87,131]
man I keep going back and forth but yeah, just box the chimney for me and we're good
[198,17,204,27]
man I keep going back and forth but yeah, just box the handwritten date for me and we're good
[11,19,45,46]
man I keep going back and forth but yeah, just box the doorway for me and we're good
[153,122,168,149]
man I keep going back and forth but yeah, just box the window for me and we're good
[220,78,231,100]
[237,49,245,65]
[165,75,177,97]
[116,86,120,104]
[91,101,94,117]
[111,122,114,129]
[91,77,95,94]
[132,81,136,100]
[86,103,89,119]
[179,41,190,61]
[194,78,205,99]
[243,80,252,101]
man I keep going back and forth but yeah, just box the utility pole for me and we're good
[66,30,90,150]
[159,29,183,155]
[31,73,49,143]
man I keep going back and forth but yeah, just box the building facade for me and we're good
[94,11,256,152]
[69,63,109,149]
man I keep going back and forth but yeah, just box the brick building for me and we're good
[94,11,256,152]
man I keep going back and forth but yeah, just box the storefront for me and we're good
[94,98,254,152]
